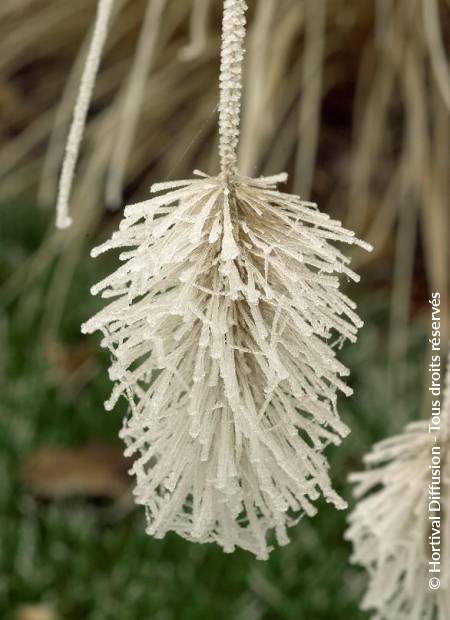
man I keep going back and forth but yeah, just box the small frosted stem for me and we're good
[218,0,247,178]
[56,0,115,229]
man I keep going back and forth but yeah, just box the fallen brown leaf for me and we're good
[21,442,132,502]
[16,604,57,620]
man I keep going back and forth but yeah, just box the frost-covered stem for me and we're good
[218,0,247,179]
[56,0,114,229]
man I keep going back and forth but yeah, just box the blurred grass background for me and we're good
[0,0,448,618]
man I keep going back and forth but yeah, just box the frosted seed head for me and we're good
[83,171,370,558]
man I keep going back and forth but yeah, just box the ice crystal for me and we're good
[83,170,370,558]
[346,350,450,619]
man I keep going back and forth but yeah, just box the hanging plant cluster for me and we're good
[58,0,371,558]
[346,350,450,619]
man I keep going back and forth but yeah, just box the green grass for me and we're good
[0,203,426,619]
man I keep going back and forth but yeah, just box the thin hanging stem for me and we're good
[105,0,166,209]
[423,0,450,111]
[179,0,210,61]
[218,0,247,179]
[295,0,327,199]
[56,0,115,229]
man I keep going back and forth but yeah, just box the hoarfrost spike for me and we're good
[77,0,371,558]
[83,167,371,557]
